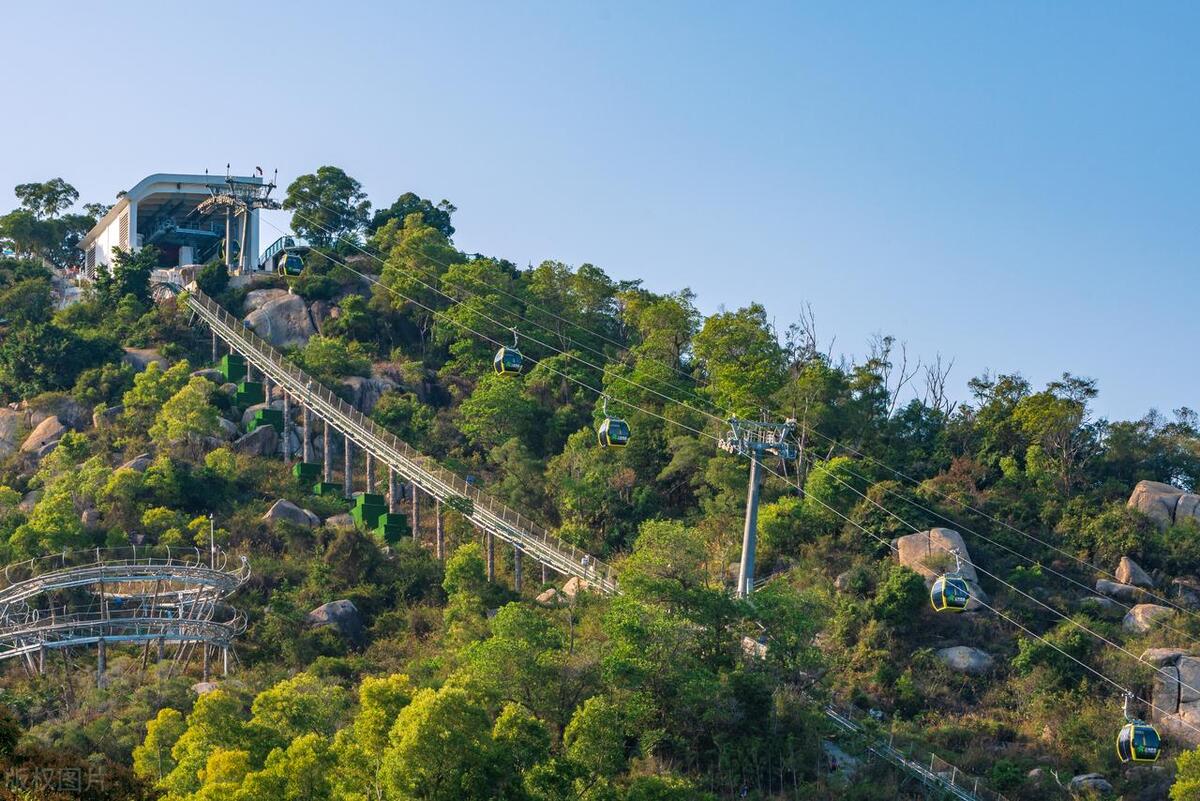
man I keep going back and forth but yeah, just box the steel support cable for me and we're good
[187,287,621,592]
[269,218,1200,728]
[267,215,730,429]
[268,223,1162,685]
[289,208,1196,640]
[295,207,1200,633]
[290,204,730,418]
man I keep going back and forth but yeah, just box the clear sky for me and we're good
[2,2,1196,421]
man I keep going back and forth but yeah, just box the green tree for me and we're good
[132,707,187,784]
[458,375,539,452]
[14,178,78,219]
[693,304,785,416]
[149,376,220,450]
[283,166,371,248]
[123,359,192,430]
[870,564,926,630]
[1172,746,1200,800]
[95,245,158,306]
[297,336,372,381]
[370,192,456,239]
[381,686,499,801]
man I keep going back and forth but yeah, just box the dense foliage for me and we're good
[0,171,1198,799]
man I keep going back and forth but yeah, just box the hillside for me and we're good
[0,171,1199,801]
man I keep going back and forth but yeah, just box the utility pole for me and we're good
[719,416,797,598]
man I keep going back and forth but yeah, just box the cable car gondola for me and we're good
[276,252,304,276]
[1117,693,1161,763]
[493,329,525,375]
[597,397,630,448]
[930,549,970,612]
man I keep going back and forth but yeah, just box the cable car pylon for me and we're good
[719,414,797,598]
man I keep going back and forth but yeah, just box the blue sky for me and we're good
[2,2,1196,420]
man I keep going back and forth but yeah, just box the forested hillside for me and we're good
[1,169,1199,800]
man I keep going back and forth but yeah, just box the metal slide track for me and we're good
[186,290,618,593]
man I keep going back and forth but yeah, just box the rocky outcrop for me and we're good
[1148,651,1200,746]
[26,396,90,430]
[93,405,123,429]
[1123,603,1174,634]
[263,499,320,527]
[232,426,278,457]
[892,528,987,609]
[20,416,64,453]
[120,453,154,472]
[307,599,362,640]
[1096,579,1141,602]
[936,646,994,675]
[562,576,593,599]
[1173,578,1200,610]
[17,491,40,513]
[243,288,290,314]
[341,376,397,415]
[324,513,354,529]
[191,368,226,383]
[1117,557,1155,588]
[121,348,167,372]
[216,417,239,440]
[536,588,566,606]
[80,508,101,530]
[1128,480,1200,530]
[0,409,23,458]
[244,293,316,349]
[1067,774,1111,794]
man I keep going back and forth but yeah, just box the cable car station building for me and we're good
[77,172,265,279]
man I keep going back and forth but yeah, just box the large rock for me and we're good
[1117,557,1155,588]
[93,405,123,429]
[324,512,354,529]
[232,426,278,457]
[26,396,90,430]
[1067,774,1111,794]
[1123,603,1175,634]
[1096,579,1141,602]
[562,576,593,599]
[1172,578,1200,610]
[1128,480,1200,530]
[191,368,226,383]
[17,490,40,513]
[1151,652,1200,746]
[262,498,319,527]
[936,646,994,675]
[0,409,22,458]
[536,588,566,606]
[120,453,154,472]
[1141,648,1190,666]
[244,293,316,349]
[892,528,987,609]
[216,417,239,440]
[191,681,219,695]
[306,599,362,640]
[121,348,167,372]
[20,416,64,453]
[341,376,397,415]
[243,288,290,314]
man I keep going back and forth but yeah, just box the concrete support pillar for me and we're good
[37,644,45,675]
[388,468,399,514]
[302,406,313,462]
[211,330,218,363]
[542,563,547,585]
[435,500,444,561]
[486,530,495,582]
[514,546,523,592]
[96,639,106,687]
[323,424,332,483]
[157,637,165,663]
[202,645,210,682]
[365,454,375,494]
[282,395,292,463]
[263,376,272,405]
[343,436,353,497]
[222,647,229,677]
[411,483,420,540]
